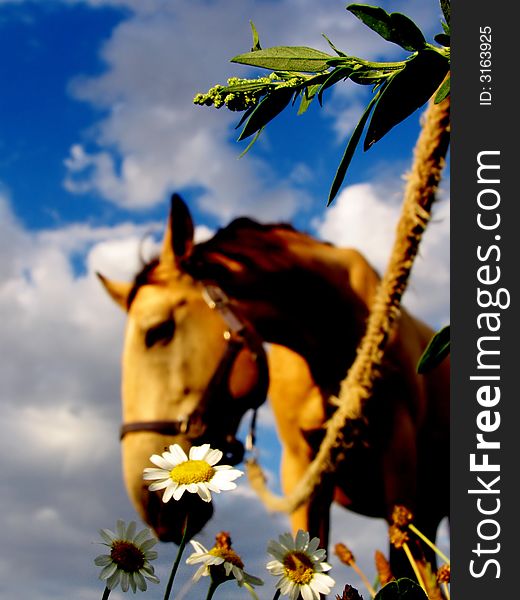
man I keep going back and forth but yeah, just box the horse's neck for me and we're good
[196,227,380,390]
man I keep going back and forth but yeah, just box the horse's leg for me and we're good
[268,345,330,542]
[280,447,334,545]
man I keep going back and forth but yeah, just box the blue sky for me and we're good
[0,1,449,599]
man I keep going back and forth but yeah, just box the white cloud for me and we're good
[0,186,449,598]
[315,180,450,328]
[62,0,443,220]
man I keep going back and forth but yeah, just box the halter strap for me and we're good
[120,281,268,445]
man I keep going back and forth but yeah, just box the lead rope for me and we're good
[246,91,451,514]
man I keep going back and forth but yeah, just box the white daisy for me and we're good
[186,532,263,589]
[94,519,160,593]
[143,443,243,503]
[266,530,335,600]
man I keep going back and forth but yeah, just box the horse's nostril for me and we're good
[183,387,191,396]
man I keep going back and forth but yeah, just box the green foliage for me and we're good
[347,4,427,51]
[417,325,450,374]
[231,46,334,73]
[375,577,429,599]
[363,49,449,149]
[194,1,451,205]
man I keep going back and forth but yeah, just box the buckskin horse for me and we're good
[99,195,449,565]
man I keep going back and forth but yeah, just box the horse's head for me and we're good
[98,195,268,543]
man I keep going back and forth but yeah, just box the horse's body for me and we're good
[100,196,449,560]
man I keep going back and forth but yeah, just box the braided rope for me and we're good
[246,93,451,513]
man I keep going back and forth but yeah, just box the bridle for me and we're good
[119,282,269,456]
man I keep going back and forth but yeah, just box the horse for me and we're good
[99,194,449,566]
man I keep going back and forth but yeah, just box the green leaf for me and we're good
[231,46,334,73]
[347,4,427,52]
[374,578,428,600]
[238,88,294,140]
[364,49,449,149]
[434,33,450,47]
[350,69,390,85]
[318,66,353,105]
[327,88,382,205]
[322,33,347,57]
[440,0,451,26]
[250,20,262,51]
[238,128,263,158]
[434,73,450,103]
[298,84,321,115]
[417,325,450,374]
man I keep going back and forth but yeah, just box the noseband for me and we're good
[119,282,269,447]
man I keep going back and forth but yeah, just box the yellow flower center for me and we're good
[209,546,244,569]
[283,551,315,585]
[110,540,145,573]
[170,460,215,484]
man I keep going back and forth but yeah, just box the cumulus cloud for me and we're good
[62,0,442,220]
[315,180,450,328]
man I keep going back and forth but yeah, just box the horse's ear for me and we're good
[160,194,194,267]
[97,272,132,311]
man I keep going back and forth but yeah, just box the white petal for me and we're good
[196,484,212,502]
[168,444,188,463]
[278,532,296,551]
[149,454,174,470]
[306,537,320,555]
[212,467,242,481]
[94,554,112,567]
[300,583,316,600]
[313,572,335,590]
[187,483,198,493]
[134,570,147,591]
[143,468,170,480]
[140,537,157,552]
[295,529,310,550]
[172,484,186,501]
[99,529,116,544]
[189,443,211,460]
[192,564,208,582]
[100,562,118,580]
[116,520,126,538]
[205,448,223,465]
[162,483,177,503]
[267,541,286,562]
[106,569,121,590]
[209,478,236,491]
[189,540,208,554]
[128,573,137,593]
[317,560,332,572]
[266,560,284,575]
[125,521,137,540]
[148,480,171,492]
[120,571,129,592]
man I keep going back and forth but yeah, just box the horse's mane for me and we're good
[128,218,305,306]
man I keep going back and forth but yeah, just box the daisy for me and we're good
[143,443,243,503]
[94,519,159,594]
[266,530,335,600]
[186,531,264,589]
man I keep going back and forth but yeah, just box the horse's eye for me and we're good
[145,319,175,348]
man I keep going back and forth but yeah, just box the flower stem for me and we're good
[243,581,261,600]
[402,542,428,597]
[101,586,111,600]
[351,561,376,598]
[163,514,189,600]
[409,524,450,564]
[272,589,281,600]
[442,582,450,600]
[205,581,219,600]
